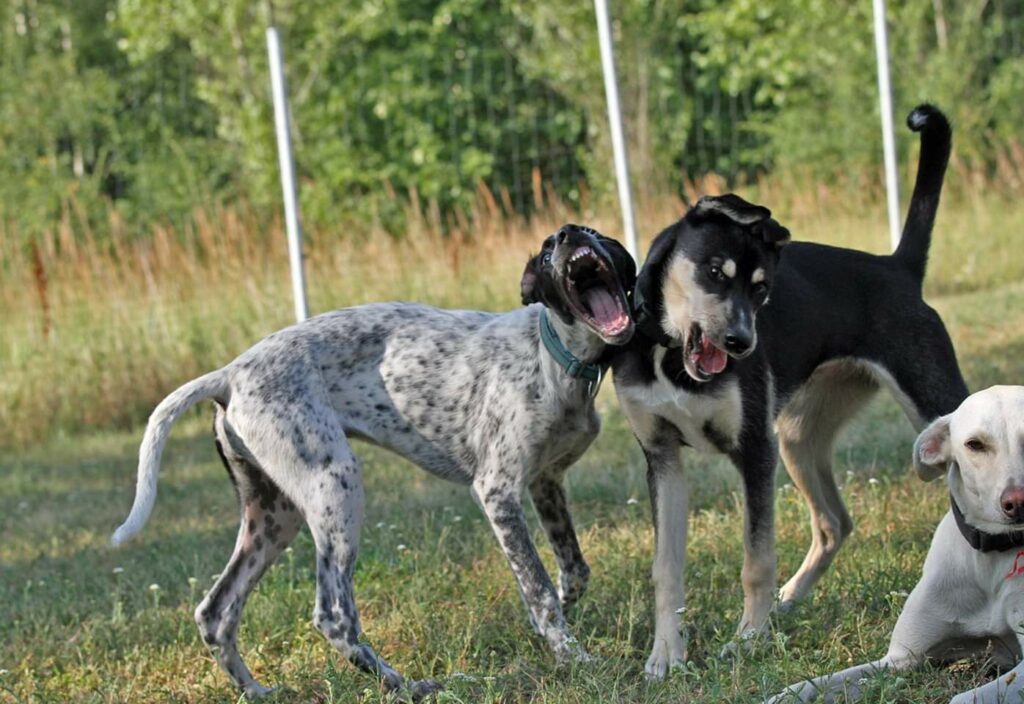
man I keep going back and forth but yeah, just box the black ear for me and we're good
[635,224,677,308]
[693,193,791,248]
[693,194,770,225]
[596,235,638,297]
[520,255,540,305]
[754,218,791,247]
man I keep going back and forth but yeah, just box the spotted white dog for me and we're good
[111,225,636,700]
[769,385,1024,704]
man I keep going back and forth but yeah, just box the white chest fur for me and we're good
[619,348,743,454]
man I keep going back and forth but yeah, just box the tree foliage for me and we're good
[0,0,1022,239]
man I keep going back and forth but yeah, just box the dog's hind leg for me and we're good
[870,308,968,427]
[195,411,304,699]
[227,398,441,700]
[776,362,879,609]
[529,472,590,612]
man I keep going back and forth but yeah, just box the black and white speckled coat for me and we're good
[111,225,636,700]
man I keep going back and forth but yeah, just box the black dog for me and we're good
[611,105,968,677]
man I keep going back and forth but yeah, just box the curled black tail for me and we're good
[892,104,952,283]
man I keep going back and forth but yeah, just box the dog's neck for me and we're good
[950,485,1024,553]
[538,309,608,395]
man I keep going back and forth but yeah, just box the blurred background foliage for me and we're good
[1,0,1022,241]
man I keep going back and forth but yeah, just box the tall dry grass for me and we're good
[2,158,1022,449]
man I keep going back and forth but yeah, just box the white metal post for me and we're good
[267,25,309,322]
[594,0,639,262]
[872,0,901,251]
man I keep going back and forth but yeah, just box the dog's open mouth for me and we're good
[684,323,728,381]
[563,245,631,341]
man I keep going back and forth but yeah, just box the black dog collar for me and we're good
[538,310,604,388]
[950,491,1024,553]
[632,285,681,349]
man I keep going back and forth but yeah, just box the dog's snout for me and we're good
[556,225,577,244]
[724,332,753,356]
[1000,486,1024,522]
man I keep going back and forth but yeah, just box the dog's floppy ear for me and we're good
[755,218,791,248]
[635,225,677,308]
[693,194,791,248]
[913,414,952,481]
[521,255,541,306]
[597,235,638,297]
[694,194,771,224]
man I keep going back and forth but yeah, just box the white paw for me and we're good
[766,682,817,704]
[571,646,595,665]
[644,637,686,680]
[243,683,274,700]
[553,635,593,665]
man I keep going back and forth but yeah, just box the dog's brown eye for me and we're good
[709,265,724,281]
[542,252,552,265]
[965,438,986,452]
[753,283,769,300]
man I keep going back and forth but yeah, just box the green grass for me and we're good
[3,281,1024,703]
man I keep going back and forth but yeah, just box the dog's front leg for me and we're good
[731,434,778,646]
[529,472,590,612]
[474,476,586,661]
[642,436,688,679]
[766,653,919,704]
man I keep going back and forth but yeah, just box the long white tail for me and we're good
[111,369,229,546]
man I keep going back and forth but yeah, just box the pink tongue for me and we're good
[583,287,627,327]
[697,336,728,374]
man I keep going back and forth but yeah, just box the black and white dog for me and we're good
[111,225,635,699]
[611,105,969,677]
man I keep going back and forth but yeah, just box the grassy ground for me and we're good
[3,279,1024,703]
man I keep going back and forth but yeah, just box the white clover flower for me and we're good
[868,477,880,486]
[627,497,639,505]
[397,544,408,551]
[148,583,160,592]
[112,566,124,575]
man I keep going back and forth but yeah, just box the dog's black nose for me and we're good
[556,225,578,244]
[724,333,752,356]
[1001,487,1024,522]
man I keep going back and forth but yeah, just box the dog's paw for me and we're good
[720,628,766,661]
[408,678,444,702]
[242,682,275,700]
[571,646,595,665]
[765,682,818,704]
[644,638,686,680]
[776,597,798,615]
[554,637,594,666]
